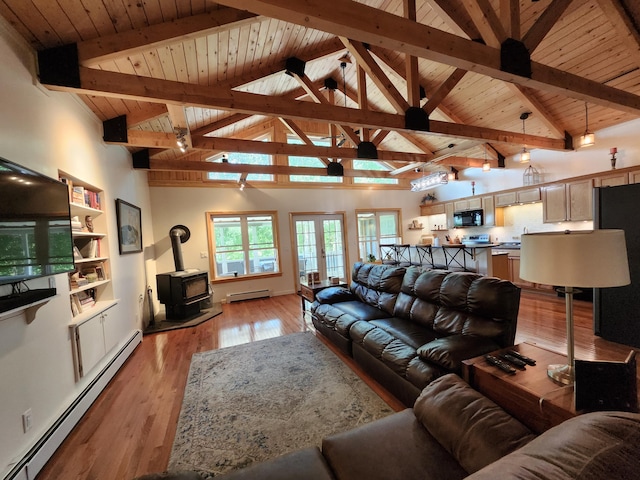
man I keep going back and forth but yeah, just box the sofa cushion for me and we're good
[466,411,640,480]
[315,286,355,304]
[369,317,438,349]
[414,374,535,474]
[214,447,335,480]
[322,409,468,480]
[327,300,391,321]
[350,262,405,315]
[416,335,501,372]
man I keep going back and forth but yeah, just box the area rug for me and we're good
[168,332,394,476]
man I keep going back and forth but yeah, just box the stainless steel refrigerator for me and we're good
[594,182,640,348]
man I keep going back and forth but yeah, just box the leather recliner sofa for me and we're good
[311,262,521,406]
[138,374,640,480]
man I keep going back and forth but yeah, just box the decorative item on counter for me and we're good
[471,181,475,195]
[433,235,440,247]
[610,147,617,170]
[367,254,377,263]
[421,192,437,204]
[523,164,541,186]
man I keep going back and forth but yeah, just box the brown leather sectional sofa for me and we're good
[311,262,522,406]
[140,374,640,480]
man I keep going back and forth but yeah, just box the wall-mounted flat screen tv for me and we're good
[0,158,75,286]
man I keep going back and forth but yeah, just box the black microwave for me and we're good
[453,209,483,227]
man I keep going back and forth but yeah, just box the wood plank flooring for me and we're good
[35,290,637,480]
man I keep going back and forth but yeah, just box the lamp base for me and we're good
[547,363,574,385]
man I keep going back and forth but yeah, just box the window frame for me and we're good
[355,209,403,262]
[206,211,282,283]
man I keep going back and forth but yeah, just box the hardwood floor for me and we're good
[35,290,637,480]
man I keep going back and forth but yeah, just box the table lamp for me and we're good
[520,230,630,385]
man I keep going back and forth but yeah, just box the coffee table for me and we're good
[462,342,578,433]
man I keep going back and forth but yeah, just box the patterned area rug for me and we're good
[168,332,394,476]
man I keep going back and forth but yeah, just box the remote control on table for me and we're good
[506,350,536,366]
[485,355,516,374]
[499,353,527,369]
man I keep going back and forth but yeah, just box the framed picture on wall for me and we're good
[116,198,143,254]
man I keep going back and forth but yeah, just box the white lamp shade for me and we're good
[520,230,630,288]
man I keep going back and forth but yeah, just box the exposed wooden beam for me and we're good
[434,156,499,168]
[77,8,258,66]
[356,65,370,142]
[148,158,418,178]
[371,129,390,146]
[596,0,640,69]
[49,67,569,150]
[404,0,421,108]
[341,38,410,114]
[125,104,168,127]
[278,117,330,166]
[424,69,467,115]
[506,84,567,138]
[500,0,521,40]
[522,0,574,54]
[191,113,253,136]
[215,0,640,114]
[291,72,361,146]
[462,0,507,48]
[426,0,480,39]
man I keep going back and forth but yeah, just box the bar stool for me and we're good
[393,244,412,266]
[414,245,446,269]
[380,244,397,264]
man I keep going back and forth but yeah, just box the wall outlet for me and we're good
[22,409,32,433]
[200,252,208,258]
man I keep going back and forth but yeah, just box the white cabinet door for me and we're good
[75,313,106,378]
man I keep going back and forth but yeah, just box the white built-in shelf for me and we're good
[75,257,108,264]
[72,231,106,238]
[70,279,110,295]
[69,299,119,326]
[70,202,103,217]
[0,298,50,324]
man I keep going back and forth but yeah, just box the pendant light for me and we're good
[519,112,531,163]
[482,144,491,172]
[580,102,595,147]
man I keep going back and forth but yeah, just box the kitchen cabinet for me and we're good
[482,195,503,227]
[518,187,541,203]
[566,179,593,221]
[420,203,445,216]
[594,172,628,187]
[491,253,509,279]
[542,180,592,223]
[495,192,517,207]
[454,197,482,211]
[445,202,455,229]
[629,169,640,184]
[542,184,567,223]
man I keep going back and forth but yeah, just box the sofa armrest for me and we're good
[414,374,535,474]
[416,335,500,372]
[315,286,355,304]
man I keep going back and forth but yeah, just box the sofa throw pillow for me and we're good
[315,286,354,304]
[414,374,535,474]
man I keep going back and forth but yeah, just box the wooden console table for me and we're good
[462,342,578,433]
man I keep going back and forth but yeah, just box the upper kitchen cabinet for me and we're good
[453,197,482,211]
[594,172,628,187]
[482,196,503,227]
[542,180,593,223]
[420,203,445,216]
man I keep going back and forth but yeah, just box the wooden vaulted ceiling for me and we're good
[3,0,640,187]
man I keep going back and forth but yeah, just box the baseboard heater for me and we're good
[4,329,142,480]
[226,289,271,303]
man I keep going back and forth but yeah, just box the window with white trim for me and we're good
[207,212,280,280]
[356,210,401,261]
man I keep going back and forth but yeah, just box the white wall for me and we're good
[0,19,154,477]
[149,186,423,302]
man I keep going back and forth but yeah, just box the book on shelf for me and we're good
[79,238,100,259]
[72,186,85,205]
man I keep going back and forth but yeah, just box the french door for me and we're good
[292,214,347,288]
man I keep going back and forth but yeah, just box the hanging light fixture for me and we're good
[175,128,188,153]
[519,112,531,163]
[580,102,595,147]
[410,171,448,191]
[482,144,491,172]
